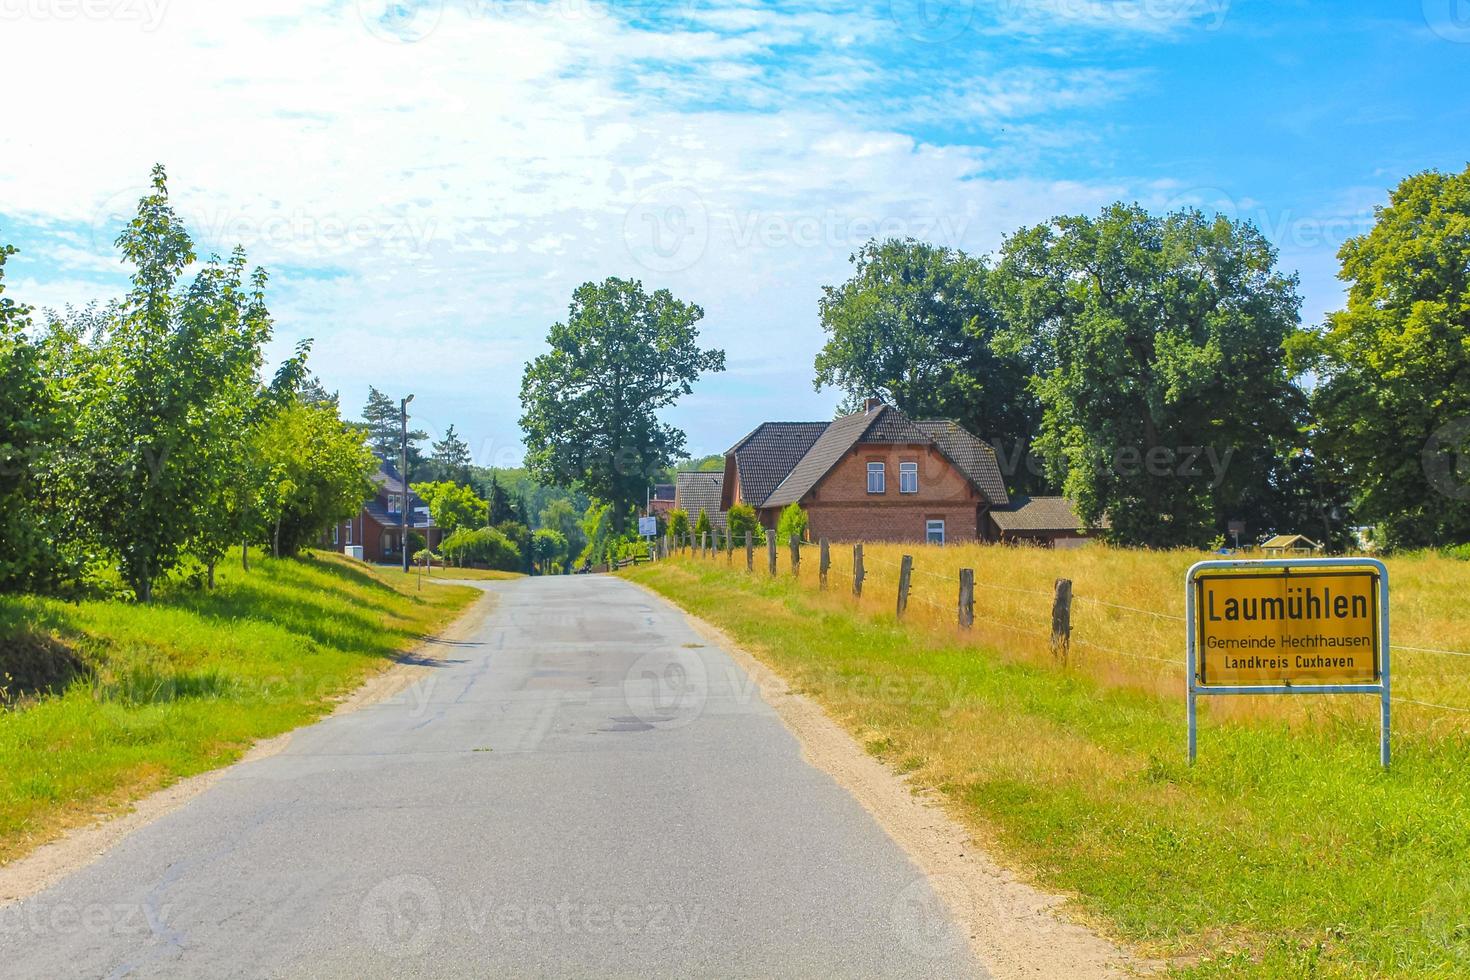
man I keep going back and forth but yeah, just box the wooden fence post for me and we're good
[819,538,830,589]
[789,537,800,576]
[1051,578,1073,664]
[745,531,754,571]
[726,526,734,562]
[897,555,913,619]
[767,536,777,576]
[853,543,864,597]
[958,568,974,629]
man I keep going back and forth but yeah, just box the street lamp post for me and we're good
[400,393,414,573]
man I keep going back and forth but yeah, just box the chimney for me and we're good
[864,397,883,413]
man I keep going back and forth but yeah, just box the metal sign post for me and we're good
[1185,557,1390,769]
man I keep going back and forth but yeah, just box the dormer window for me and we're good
[867,461,885,494]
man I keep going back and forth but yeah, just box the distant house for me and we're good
[322,459,443,564]
[1261,534,1321,555]
[674,472,728,531]
[646,483,676,520]
[986,496,1100,548]
[716,400,1009,544]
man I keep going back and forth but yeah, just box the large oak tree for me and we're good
[519,277,724,531]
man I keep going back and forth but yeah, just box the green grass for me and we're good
[0,551,479,865]
[627,559,1470,977]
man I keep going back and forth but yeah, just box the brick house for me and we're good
[673,472,727,532]
[716,400,1010,544]
[646,483,676,521]
[322,459,443,564]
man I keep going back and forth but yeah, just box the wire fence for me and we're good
[658,532,1470,721]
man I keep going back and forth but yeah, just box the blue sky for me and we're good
[1,0,1467,467]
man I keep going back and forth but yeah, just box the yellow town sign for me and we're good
[1185,558,1390,768]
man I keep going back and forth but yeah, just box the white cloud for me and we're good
[0,0,1167,458]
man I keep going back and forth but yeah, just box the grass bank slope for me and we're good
[628,553,1470,977]
[0,552,479,865]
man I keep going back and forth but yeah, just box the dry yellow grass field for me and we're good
[707,540,1470,734]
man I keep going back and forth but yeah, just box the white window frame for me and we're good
[926,519,946,545]
[866,461,886,494]
[345,521,353,546]
[331,525,339,545]
[899,461,919,494]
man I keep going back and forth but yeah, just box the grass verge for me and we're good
[0,551,480,866]
[626,558,1470,977]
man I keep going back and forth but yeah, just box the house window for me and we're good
[899,461,918,494]
[926,519,946,545]
[388,493,403,514]
[867,461,885,494]
[331,525,339,545]
[345,521,353,546]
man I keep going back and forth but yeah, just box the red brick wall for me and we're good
[773,442,987,543]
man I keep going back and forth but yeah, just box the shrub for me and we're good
[694,508,712,544]
[776,502,808,544]
[727,503,765,545]
[440,526,520,570]
[668,508,691,543]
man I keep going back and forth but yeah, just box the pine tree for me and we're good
[485,472,515,525]
[359,386,426,468]
[429,423,473,485]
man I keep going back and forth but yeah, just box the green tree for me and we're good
[182,249,278,586]
[1301,166,1470,548]
[411,480,489,534]
[359,386,426,468]
[532,528,567,574]
[519,277,725,533]
[0,242,60,591]
[428,423,473,485]
[815,238,1042,491]
[54,166,274,600]
[484,472,516,525]
[726,503,765,545]
[254,399,377,558]
[776,502,808,544]
[441,526,519,570]
[667,507,690,544]
[693,508,712,544]
[995,204,1306,548]
[539,497,586,556]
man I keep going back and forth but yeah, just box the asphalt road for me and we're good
[0,575,984,978]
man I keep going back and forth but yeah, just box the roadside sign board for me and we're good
[1195,568,1379,686]
[638,516,657,537]
[1185,558,1390,768]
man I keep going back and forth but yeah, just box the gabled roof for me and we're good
[1262,534,1320,549]
[762,409,881,509]
[761,405,1011,510]
[989,496,1091,533]
[674,472,727,530]
[651,483,676,501]
[729,422,829,508]
[916,420,1010,508]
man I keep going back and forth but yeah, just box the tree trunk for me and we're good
[273,517,282,559]
[207,560,216,590]
[242,539,250,571]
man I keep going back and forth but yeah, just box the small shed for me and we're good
[1260,534,1321,555]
